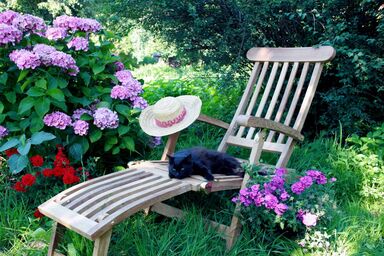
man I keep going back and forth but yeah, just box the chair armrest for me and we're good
[197,114,230,130]
[236,115,304,141]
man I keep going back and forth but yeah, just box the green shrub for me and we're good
[0,11,151,173]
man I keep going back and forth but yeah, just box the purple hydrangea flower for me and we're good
[12,14,46,34]
[115,70,133,85]
[149,136,162,148]
[72,120,89,136]
[131,96,148,109]
[45,27,67,40]
[53,15,102,33]
[33,44,56,65]
[306,170,327,184]
[0,10,20,25]
[0,24,23,45]
[9,49,41,69]
[93,107,119,130]
[67,37,88,51]
[114,61,124,71]
[49,51,79,75]
[111,85,131,100]
[72,108,93,120]
[0,125,9,139]
[43,112,72,130]
[274,203,289,216]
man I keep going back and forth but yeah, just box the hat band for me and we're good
[155,107,187,128]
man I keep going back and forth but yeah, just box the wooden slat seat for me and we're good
[39,168,192,240]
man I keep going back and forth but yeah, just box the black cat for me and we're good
[168,147,243,181]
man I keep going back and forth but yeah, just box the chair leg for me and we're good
[48,222,66,256]
[225,204,243,250]
[92,229,112,256]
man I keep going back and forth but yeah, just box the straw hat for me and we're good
[139,95,202,136]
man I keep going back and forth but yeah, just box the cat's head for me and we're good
[168,154,193,179]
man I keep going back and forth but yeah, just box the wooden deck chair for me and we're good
[39,46,335,256]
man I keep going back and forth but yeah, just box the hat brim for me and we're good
[139,95,202,137]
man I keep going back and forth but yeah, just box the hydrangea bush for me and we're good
[0,10,154,172]
[232,165,337,236]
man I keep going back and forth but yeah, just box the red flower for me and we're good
[30,155,44,167]
[13,181,26,192]
[63,173,80,185]
[53,166,66,177]
[5,148,18,158]
[42,168,54,177]
[21,174,36,187]
[34,209,44,218]
[54,148,70,168]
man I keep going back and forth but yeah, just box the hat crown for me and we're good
[152,97,183,122]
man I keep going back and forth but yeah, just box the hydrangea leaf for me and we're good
[30,131,56,145]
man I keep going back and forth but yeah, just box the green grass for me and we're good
[1,64,383,255]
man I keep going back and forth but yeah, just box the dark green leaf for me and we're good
[27,87,45,97]
[118,125,130,136]
[17,70,29,82]
[112,147,120,155]
[69,143,84,161]
[80,72,91,86]
[18,97,35,114]
[115,104,131,116]
[80,113,93,121]
[34,98,51,117]
[122,137,135,151]
[92,64,105,74]
[35,78,47,89]
[30,116,44,133]
[57,78,68,89]
[47,88,65,101]
[89,129,102,143]
[0,73,8,85]
[5,92,16,104]
[0,102,4,114]
[31,131,56,145]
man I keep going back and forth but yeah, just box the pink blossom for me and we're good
[302,213,317,227]
[330,177,337,183]
[111,85,131,100]
[43,112,72,130]
[115,61,124,71]
[72,120,89,136]
[67,37,88,51]
[131,96,148,109]
[45,27,67,40]
[274,203,289,216]
[53,15,102,33]
[0,23,22,45]
[33,44,56,65]
[9,49,41,69]
[115,70,133,85]
[0,10,20,25]
[12,14,46,34]
[93,108,119,130]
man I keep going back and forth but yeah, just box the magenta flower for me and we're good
[0,125,8,139]
[0,10,20,25]
[306,170,327,184]
[45,27,67,40]
[9,49,41,70]
[274,203,289,216]
[93,107,119,130]
[263,194,279,209]
[299,176,313,188]
[330,177,337,183]
[115,61,125,71]
[291,181,306,195]
[67,37,89,51]
[0,24,23,45]
[43,112,72,130]
[274,168,287,176]
[302,213,317,227]
[72,120,89,136]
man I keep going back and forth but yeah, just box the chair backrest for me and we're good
[218,46,335,167]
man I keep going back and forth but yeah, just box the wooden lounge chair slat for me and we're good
[38,201,97,239]
[68,175,159,211]
[90,183,191,239]
[267,62,299,142]
[61,171,151,206]
[81,177,175,218]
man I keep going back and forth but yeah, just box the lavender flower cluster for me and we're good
[9,43,79,75]
[0,23,22,45]
[67,37,89,51]
[0,125,9,139]
[53,15,102,33]
[232,168,290,216]
[0,11,46,37]
[43,106,119,136]
[110,69,148,109]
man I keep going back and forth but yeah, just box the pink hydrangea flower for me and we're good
[302,213,317,227]
[93,107,119,130]
[111,85,131,100]
[9,49,41,69]
[45,27,67,40]
[67,37,88,51]
[12,14,46,34]
[0,23,23,45]
[43,112,72,130]
[0,10,20,25]
[131,96,148,109]
[49,51,79,75]
[115,70,133,85]
[33,44,56,65]
[72,108,93,120]
[72,120,89,136]
[53,15,102,33]
[114,61,125,71]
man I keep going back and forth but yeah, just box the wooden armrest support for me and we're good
[197,114,230,130]
[236,115,304,141]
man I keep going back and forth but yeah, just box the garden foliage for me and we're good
[0,10,151,173]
